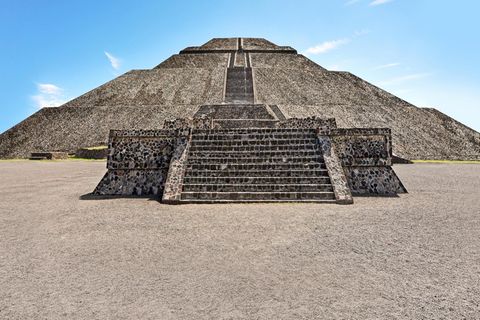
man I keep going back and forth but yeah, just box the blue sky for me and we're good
[1,0,479,132]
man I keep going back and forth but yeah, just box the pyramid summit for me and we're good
[1,37,479,160]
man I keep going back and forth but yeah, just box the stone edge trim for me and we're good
[162,130,192,203]
[317,135,353,205]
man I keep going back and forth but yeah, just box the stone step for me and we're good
[187,155,324,164]
[211,119,278,129]
[185,163,326,171]
[189,144,321,152]
[225,96,254,102]
[225,97,254,102]
[224,92,251,95]
[183,176,332,185]
[180,191,336,201]
[225,82,253,88]
[192,138,317,146]
[225,93,254,99]
[29,156,48,160]
[182,184,334,192]
[191,133,316,141]
[225,93,253,97]
[194,128,315,134]
[184,169,329,177]
[189,150,320,158]
[225,79,252,85]
[225,86,252,92]
[178,199,337,204]
[225,85,254,91]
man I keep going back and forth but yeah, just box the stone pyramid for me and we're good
[0,37,479,160]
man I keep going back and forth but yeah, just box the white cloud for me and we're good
[373,62,400,70]
[37,83,62,95]
[305,38,350,55]
[380,73,432,86]
[104,51,121,69]
[370,0,393,6]
[31,83,66,109]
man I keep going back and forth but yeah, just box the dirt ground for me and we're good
[0,160,479,319]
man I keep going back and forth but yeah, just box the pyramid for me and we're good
[1,37,479,160]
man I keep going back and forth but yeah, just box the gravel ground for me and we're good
[0,161,479,319]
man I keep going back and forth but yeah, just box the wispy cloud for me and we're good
[373,62,400,70]
[304,28,369,57]
[345,0,361,6]
[305,38,350,55]
[104,51,121,70]
[354,29,371,36]
[31,83,66,109]
[370,0,393,6]
[380,73,431,86]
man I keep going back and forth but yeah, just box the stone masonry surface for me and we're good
[94,130,176,196]
[93,169,167,196]
[345,166,407,195]
[331,128,392,166]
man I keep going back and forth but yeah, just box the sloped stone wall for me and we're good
[94,130,176,196]
[330,128,407,195]
[344,167,406,196]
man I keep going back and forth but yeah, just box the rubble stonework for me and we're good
[275,117,337,130]
[329,128,406,195]
[92,106,406,203]
[331,128,392,166]
[344,167,407,195]
[94,130,176,195]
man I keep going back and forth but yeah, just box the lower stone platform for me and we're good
[93,104,406,204]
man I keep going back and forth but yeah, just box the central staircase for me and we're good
[225,67,254,103]
[179,128,335,203]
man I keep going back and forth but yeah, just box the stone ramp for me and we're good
[179,128,336,203]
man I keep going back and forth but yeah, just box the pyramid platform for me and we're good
[1,37,478,160]
[0,37,478,203]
